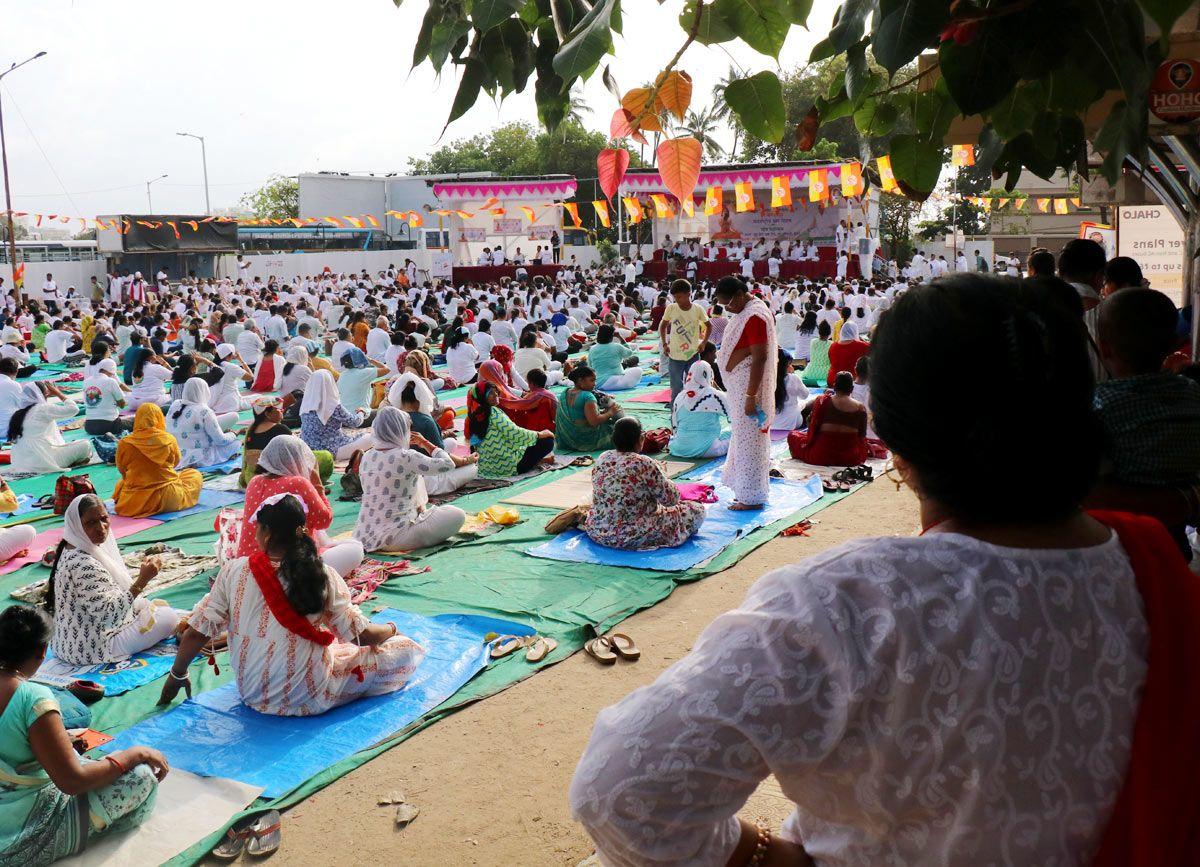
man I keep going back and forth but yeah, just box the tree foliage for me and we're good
[0,221,29,243]
[399,0,1181,202]
[240,175,299,220]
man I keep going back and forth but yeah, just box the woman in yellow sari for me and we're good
[113,404,203,517]
[80,314,96,355]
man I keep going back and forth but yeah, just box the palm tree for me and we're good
[564,82,592,130]
[679,107,726,161]
[710,65,743,158]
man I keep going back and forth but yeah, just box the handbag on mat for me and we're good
[339,450,365,501]
[640,428,670,455]
[545,504,589,535]
[53,474,96,516]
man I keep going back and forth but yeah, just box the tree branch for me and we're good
[627,0,706,140]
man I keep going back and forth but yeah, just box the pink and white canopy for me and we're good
[432,178,578,203]
[618,164,846,196]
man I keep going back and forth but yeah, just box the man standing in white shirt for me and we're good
[955,251,969,272]
[767,251,782,279]
[740,256,756,280]
[623,258,636,286]
[491,246,506,266]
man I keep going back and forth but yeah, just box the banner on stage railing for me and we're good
[458,227,487,242]
[430,250,454,279]
[493,217,523,233]
[707,201,842,242]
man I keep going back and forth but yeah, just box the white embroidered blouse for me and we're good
[570,532,1148,866]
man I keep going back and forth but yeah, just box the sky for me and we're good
[2,0,838,219]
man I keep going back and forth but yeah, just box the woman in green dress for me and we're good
[555,365,622,453]
[0,605,168,864]
[467,381,556,478]
[801,319,834,387]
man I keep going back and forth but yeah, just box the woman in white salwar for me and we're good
[7,383,94,475]
[47,495,179,666]
[165,378,241,469]
[713,277,777,510]
[668,361,731,459]
[159,493,424,717]
[352,407,467,552]
[770,349,810,431]
[208,343,252,416]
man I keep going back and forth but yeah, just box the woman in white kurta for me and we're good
[48,495,180,665]
[159,492,425,717]
[770,350,810,431]
[208,344,251,415]
[352,407,466,552]
[165,378,241,469]
[8,384,94,475]
[126,351,172,410]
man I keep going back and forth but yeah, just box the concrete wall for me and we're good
[218,249,434,283]
[298,174,441,248]
[0,259,108,295]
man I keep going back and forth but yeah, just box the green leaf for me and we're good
[986,84,1041,139]
[552,0,617,80]
[808,35,836,62]
[873,0,950,75]
[535,69,570,130]
[845,41,869,103]
[854,98,899,137]
[445,58,490,128]
[481,18,534,95]
[680,0,736,45]
[1046,64,1102,113]
[724,70,786,141]
[827,0,873,52]
[939,25,1020,114]
[784,0,814,25]
[819,93,855,122]
[1138,0,1192,39]
[909,86,956,144]
[471,0,524,32]
[888,133,943,195]
[610,0,623,35]
[714,0,790,58]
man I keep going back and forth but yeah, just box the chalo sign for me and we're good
[1150,59,1200,123]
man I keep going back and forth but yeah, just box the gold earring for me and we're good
[883,466,904,492]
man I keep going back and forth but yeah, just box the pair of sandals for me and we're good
[212,810,281,860]
[489,633,559,663]
[584,633,640,665]
[824,465,873,494]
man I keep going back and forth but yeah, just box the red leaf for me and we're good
[597,148,631,202]
[610,108,647,145]
[795,106,820,152]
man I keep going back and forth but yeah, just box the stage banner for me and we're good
[493,217,522,233]
[457,227,487,242]
[707,202,841,242]
[528,225,553,240]
[430,250,454,279]
[1117,205,1185,306]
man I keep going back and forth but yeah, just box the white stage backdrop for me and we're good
[706,203,844,242]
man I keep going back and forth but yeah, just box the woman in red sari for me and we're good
[787,371,868,466]
[250,339,283,393]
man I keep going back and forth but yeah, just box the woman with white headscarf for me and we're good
[826,319,870,389]
[279,344,313,396]
[208,343,252,416]
[166,378,241,469]
[668,361,732,459]
[7,382,95,475]
[239,435,364,578]
[298,369,372,460]
[47,494,179,665]
[353,407,466,552]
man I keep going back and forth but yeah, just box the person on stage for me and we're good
[713,277,777,510]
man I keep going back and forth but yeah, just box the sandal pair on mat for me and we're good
[489,634,559,663]
[584,633,640,665]
[212,810,281,860]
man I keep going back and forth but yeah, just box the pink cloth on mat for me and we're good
[0,516,163,575]
[675,482,718,504]
[627,388,672,404]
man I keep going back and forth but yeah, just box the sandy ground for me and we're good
[265,480,919,865]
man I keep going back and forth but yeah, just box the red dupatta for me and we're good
[1090,510,1200,865]
[248,551,335,646]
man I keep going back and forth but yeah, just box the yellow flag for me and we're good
[563,202,581,228]
[840,162,864,197]
[1070,197,1081,208]
[1037,198,1051,213]
[877,155,898,193]
[650,193,672,219]
[704,186,723,216]
[770,176,792,208]
[951,144,975,167]
[808,169,829,202]
[681,197,695,218]
[592,200,610,228]
[734,181,755,212]
[520,206,537,223]
[1054,198,1069,215]
[623,197,643,223]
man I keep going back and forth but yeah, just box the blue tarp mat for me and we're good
[528,471,822,572]
[40,637,179,697]
[19,370,66,382]
[196,457,240,475]
[106,487,245,521]
[102,610,532,798]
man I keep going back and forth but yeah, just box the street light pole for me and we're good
[0,51,47,305]
[177,132,210,215]
[145,174,168,212]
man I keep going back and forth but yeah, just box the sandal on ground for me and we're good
[525,635,558,663]
[853,465,874,481]
[211,815,257,861]
[728,501,765,511]
[244,810,282,857]
[607,633,641,661]
[584,636,617,665]
[489,635,526,658]
[67,679,105,705]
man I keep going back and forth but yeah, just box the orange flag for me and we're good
[520,206,537,223]
[165,221,181,239]
[1013,198,1027,210]
[365,215,380,228]
[563,202,582,228]
[1036,198,1050,212]
[407,211,424,228]
[1054,198,1069,215]
[996,198,1009,209]
[592,200,610,228]
[1070,197,1081,208]
[704,186,723,216]
[770,176,792,208]
[734,181,754,213]
[650,193,672,219]
[951,144,975,167]
[681,197,695,218]
[324,217,344,227]
[840,162,864,197]
[980,198,992,210]
[877,156,898,193]
[623,197,644,223]
[454,210,473,219]
[808,169,829,202]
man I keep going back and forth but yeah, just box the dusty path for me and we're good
[271,481,919,865]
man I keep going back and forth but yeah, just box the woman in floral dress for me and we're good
[583,417,705,551]
[165,378,241,468]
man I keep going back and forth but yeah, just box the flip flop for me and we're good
[489,635,525,659]
[525,636,558,663]
[244,810,282,857]
[211,816,256,861]
[584,636,617,665]
[607,633,641,662]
